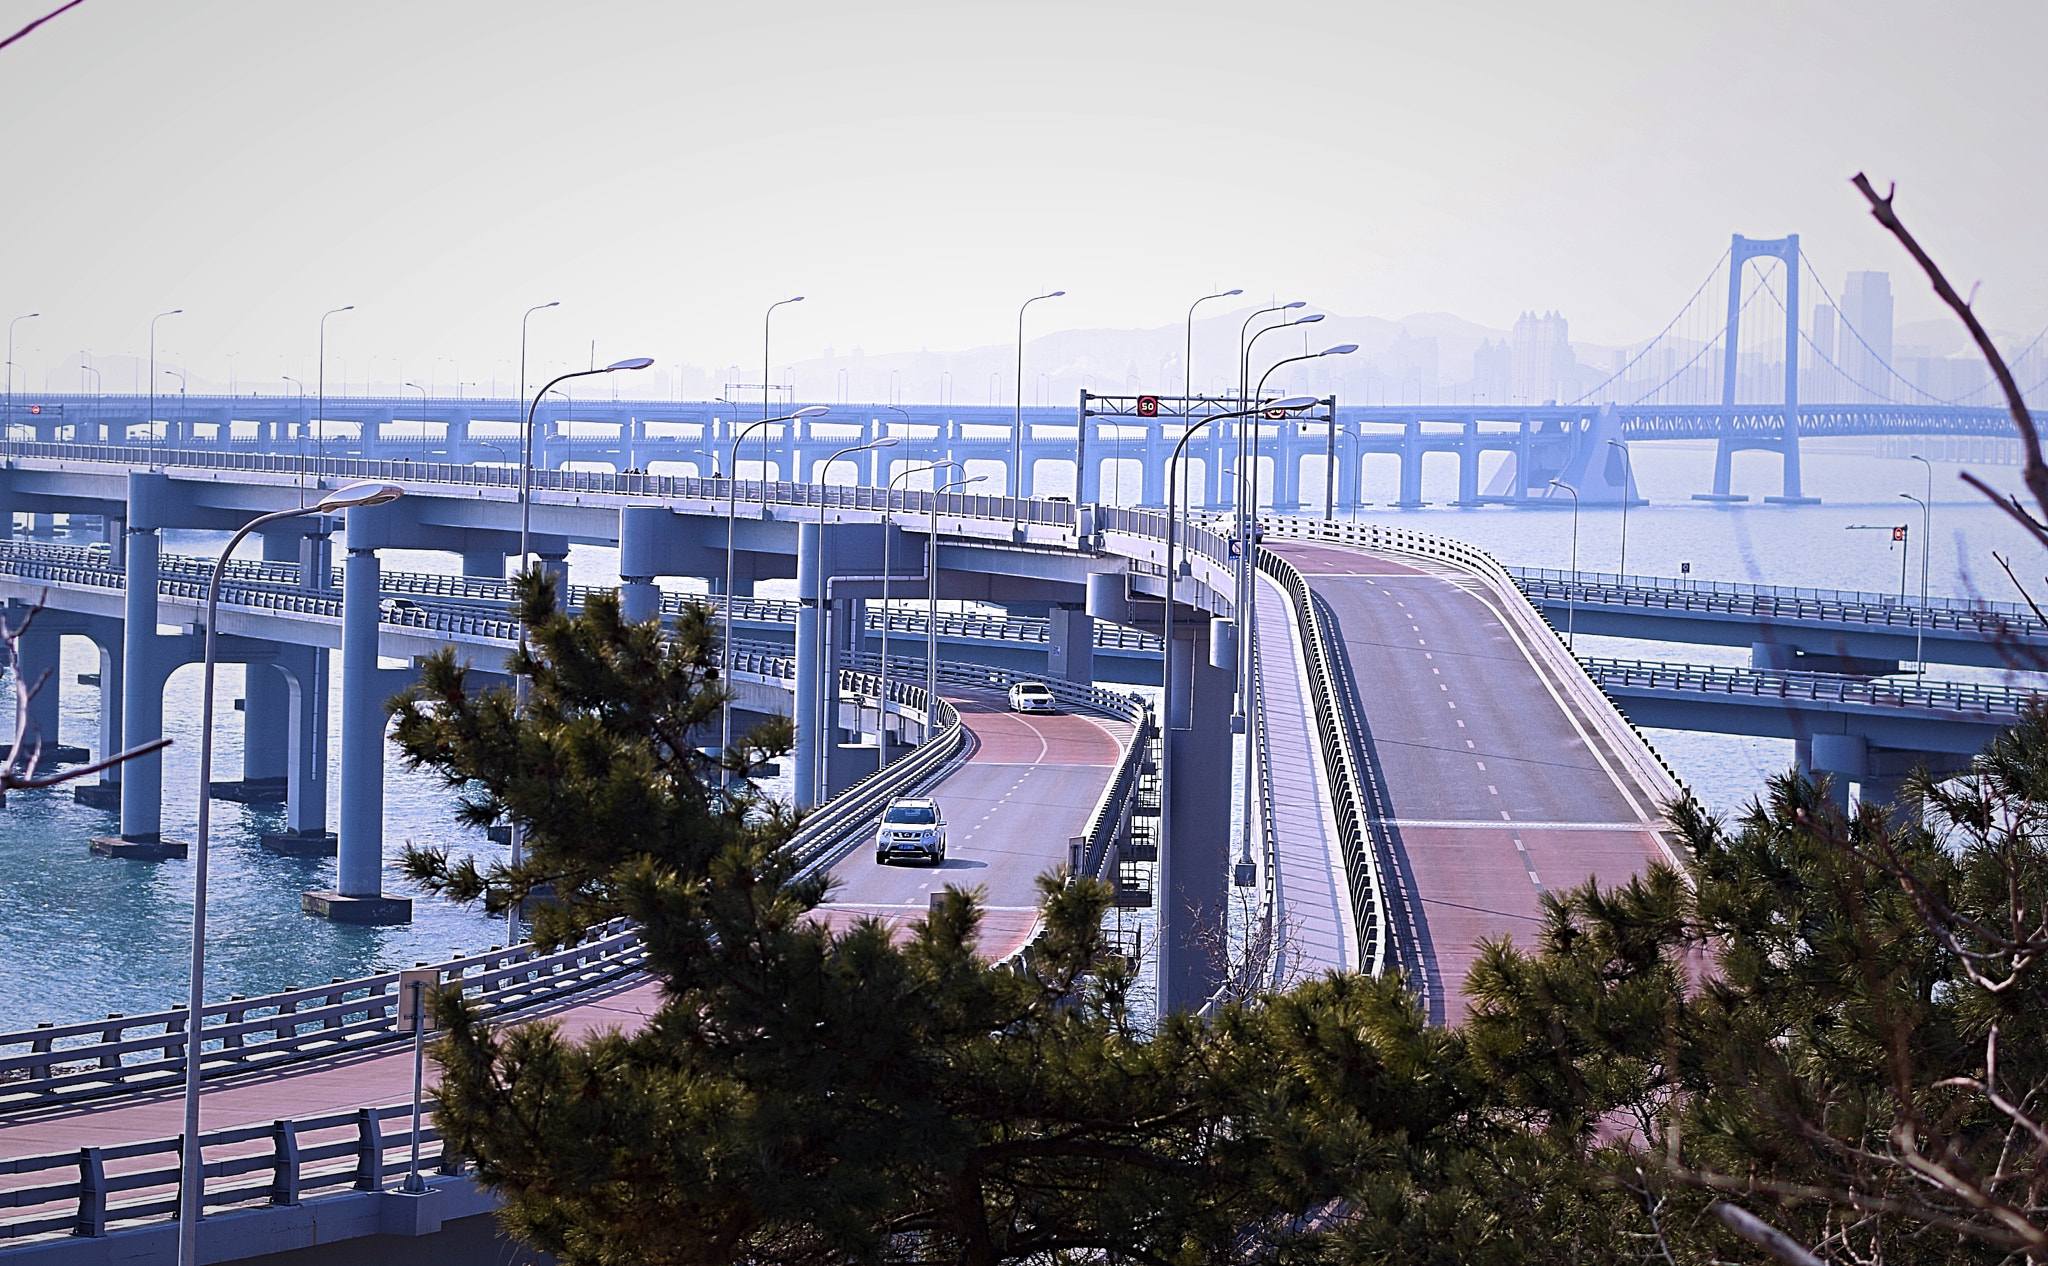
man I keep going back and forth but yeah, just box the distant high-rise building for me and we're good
[1511,311,1573,404]
[1386,329,1439,404]
[1839,272,1894,402]
[1472,338,1511,408]
[1809,303,1839,400]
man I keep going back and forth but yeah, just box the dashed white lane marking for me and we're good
[1487,785,1498,795]
[1373,819,1665,832]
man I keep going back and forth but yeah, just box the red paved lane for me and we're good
[1275,540,1678,1024]
[814,690,1130,961]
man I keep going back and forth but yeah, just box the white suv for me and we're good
[875,797,947,865]
[1007,681,1057,714]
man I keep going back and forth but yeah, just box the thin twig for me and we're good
[1991,551,2048,624]
[1853,174,2048,530]
[0,0,84,54]
[1712,1202,1826,1266]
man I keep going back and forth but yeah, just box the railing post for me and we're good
[74,1147,107,1237]
[270,1119,301,1205]
[354,1107,385,1190]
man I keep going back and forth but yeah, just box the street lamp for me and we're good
[1014,290,1065,500]
[1909,453,1933,674]
[149,309,182,468]
[1186,289,1242,405]
[764,295,804,430]
[724,404,831,780]
[805,437,898,797]
[928,472,987,723]
[1902,490,1930,674]
[1255,344,1358,520]
[178,479,407,1266]
[312,306,354,504]
[404,382,429,460]
[79,356,100,444]
[1550,479,1579,651]
[520,358,655,573]
[1158,395,1317,1011]
[878,461,949,773]
[518,302,559,435]
[7,312,38,439]
[1607,438,1634,578]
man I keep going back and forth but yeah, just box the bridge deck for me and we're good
[1253,573,1357,977]
[815,688,1130,961]
[1276,541,1680,1024]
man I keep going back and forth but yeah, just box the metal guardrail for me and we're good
[0,1096,455,1243]
[1580,656,2039,718]
[1257,547,1388,979]
[0,922,643,1114]
[1507,565,2048,639]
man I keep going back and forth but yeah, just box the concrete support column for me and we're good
[1159,620,1234,1012]
[117,527,164,843]
[305,543,410,922]
[619,582,661,624]
[461,552,504,580]
[794,521,821,809]
[240,663,290,787]
[1457,426,1481,505]
[278,645,332,845]
[1047,607,1093,683]
[1397,423,1426,507]
[94,638,122,783]
[537,554,569,606]
[15,623,60,753]
[1275,437,1300,509]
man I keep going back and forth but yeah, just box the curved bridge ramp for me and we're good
[811,687,1134,963]
[1270,532,1683,1025]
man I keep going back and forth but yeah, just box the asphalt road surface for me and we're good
[1274,541,1678,1024]
[816,690,1131,962]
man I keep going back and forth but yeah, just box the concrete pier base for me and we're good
[301,890,413,923]
[261,829,339,857]
[73,783,120,809]
[209,776,289,804]
[90,835,188,860]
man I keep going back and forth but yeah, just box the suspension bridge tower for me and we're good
[1695,233,1819,504]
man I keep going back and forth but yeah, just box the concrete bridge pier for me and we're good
[793,521,822,809]
[254,644,334,856]
[1158,613,1234,1013]
[823,596,869,799]
[461,551,504,580]
[1047,606,1093,682]
[1799,733,1970,814]
[109,520,175,854]
[302,528,410,923]
[1395,422,1427,507]
[13,620,62,756]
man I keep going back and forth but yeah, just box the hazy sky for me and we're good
[1,0,2042,399]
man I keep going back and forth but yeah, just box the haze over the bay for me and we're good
[1,0,2041,404]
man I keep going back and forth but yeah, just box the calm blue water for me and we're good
[1,440,2036,1027]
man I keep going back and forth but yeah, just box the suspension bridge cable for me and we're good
[1800,257,1953,404]
[1567,248,1732,406]
[1626,266,1771,406]
[1945,320,2048,405]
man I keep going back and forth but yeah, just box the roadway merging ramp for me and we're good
[1271,538,1683,1025]
[814,689,1133,962]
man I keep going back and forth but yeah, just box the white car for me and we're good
[875,797,946,865]
[1008,681,1057,714]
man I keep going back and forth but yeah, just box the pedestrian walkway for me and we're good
[1254,572,1359,978]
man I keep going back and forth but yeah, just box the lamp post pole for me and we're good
[1910,453,1933,674]
[1159,397,1318,1011]
[6,312,38,440]
[724,406,831,784]
[807,436,898,797]
[1550,479,1579,651]
[1902,490,1930,674]
[149,309,182,469]
[764,294,804,449]
[877,462,946,773]
[404,382,429,461]
[930,472,986,722]
[1013,290,1065,501]
[1184,289,1241,508]
[177,481,407,1266]
[1607,438,1634,578]
[314,306,353,502]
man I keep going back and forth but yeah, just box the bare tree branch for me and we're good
[1712,1202,1826,1266]
[1853,173,2048,531]
[0,0,84,54]
[1991,550,2048,624]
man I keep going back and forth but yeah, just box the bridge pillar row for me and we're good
[304,536,411,924]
